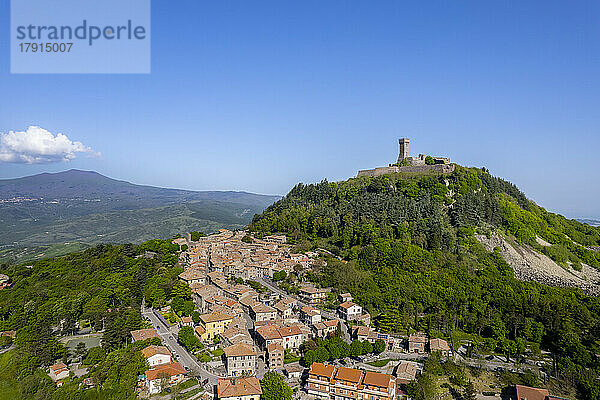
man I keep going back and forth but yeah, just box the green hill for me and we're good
[249,166,600,398]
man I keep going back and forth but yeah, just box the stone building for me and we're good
[217,377,262,400]
[224,343,257,377]
[267,343,284,370]
[358,138,454,178]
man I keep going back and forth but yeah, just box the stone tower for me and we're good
[398,138,410,163]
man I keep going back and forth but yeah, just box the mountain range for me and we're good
[0,169,280,261]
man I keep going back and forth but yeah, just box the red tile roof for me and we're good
[217,377,262,398]
[145,362,186,381]
[515,385,550,400]
[309,362,336,379]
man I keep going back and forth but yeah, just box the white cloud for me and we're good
[0,126,98,164]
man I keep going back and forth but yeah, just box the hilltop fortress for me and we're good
[357,138,454,177]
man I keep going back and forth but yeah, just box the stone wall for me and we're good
[357,164,454,178]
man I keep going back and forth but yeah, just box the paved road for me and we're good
[141,306,221,387]
[256,276,352,343]
[0,344,14,354]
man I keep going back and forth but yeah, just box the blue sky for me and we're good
[0,1,599,218]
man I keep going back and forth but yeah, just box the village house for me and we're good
[353,326,371,342]
[299,286,327,305]
[178,268,206,286]
[361,370,397,400]
[267,342,284,370]
[284,363,304,380]
[223,326,253,346]
[217,376,262,400]
[255,325,283,350]
[279,326,303,350]
[290,321,313,342]
[130,328,160,342]
[144,362,186,394]
[193,285,221,311]
[273,299,294,320]
[239,296,259,313]
[429,338,450,357]
[198,311,233,341]
[300,305,322,325]
[48,362,70,385]
[356,313,371,326]
[408,333,428,354]
[306,362,336,399]
[313,319,339,338]
[224,343,257,377]
[515,384,550,400]
[249,303,278,322]
[337,301,362,321]
[395,361,418,384]
[264,235,287,244]
[332,366,363,398]
[194,325,206,340]
[207,271,226,285]
[141,345,172,367]
[180,316,194,327]
[0,274,11,290]
[339,293,353,303]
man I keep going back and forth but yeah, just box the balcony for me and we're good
[307,383,329,394]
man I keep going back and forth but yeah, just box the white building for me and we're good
[141,345,172,367]
[337,302,362,321]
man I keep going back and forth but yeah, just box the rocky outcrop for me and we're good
[476,233,600,296]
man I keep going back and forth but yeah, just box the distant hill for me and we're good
[578,218,600,227]
[0,169,279,260]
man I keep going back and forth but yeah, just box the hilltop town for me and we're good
[38,228,567,400]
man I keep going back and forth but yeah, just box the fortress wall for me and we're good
[357,164,454,178]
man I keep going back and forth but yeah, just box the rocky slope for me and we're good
[476,233,600,295]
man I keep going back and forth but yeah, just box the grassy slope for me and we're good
[0,351,21,400]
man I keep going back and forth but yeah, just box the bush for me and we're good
[83,346,105,365]
[178,326,202,352]
[273,271,287,282]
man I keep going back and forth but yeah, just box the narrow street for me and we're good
[141,306,221,387]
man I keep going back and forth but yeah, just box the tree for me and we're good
[349,340,362,357]
[83,346,105,365]
[273,271,287,282]
[190,231,205,241]
[0,335,13,347]
[178,326,201,352]
[303,350,316,366]
[361,340,373,355]
[315,346,330,363]
[406,372,437,400]
[192,311,201,324]
[373,339,386,354]
[463,380,476,400]
[425,156,435,165]
[75,342,87,361]
[260,371,292,400]
[242,235,253,244]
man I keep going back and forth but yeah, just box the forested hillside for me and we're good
[0,239,188,399]
[249,167,600,399]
